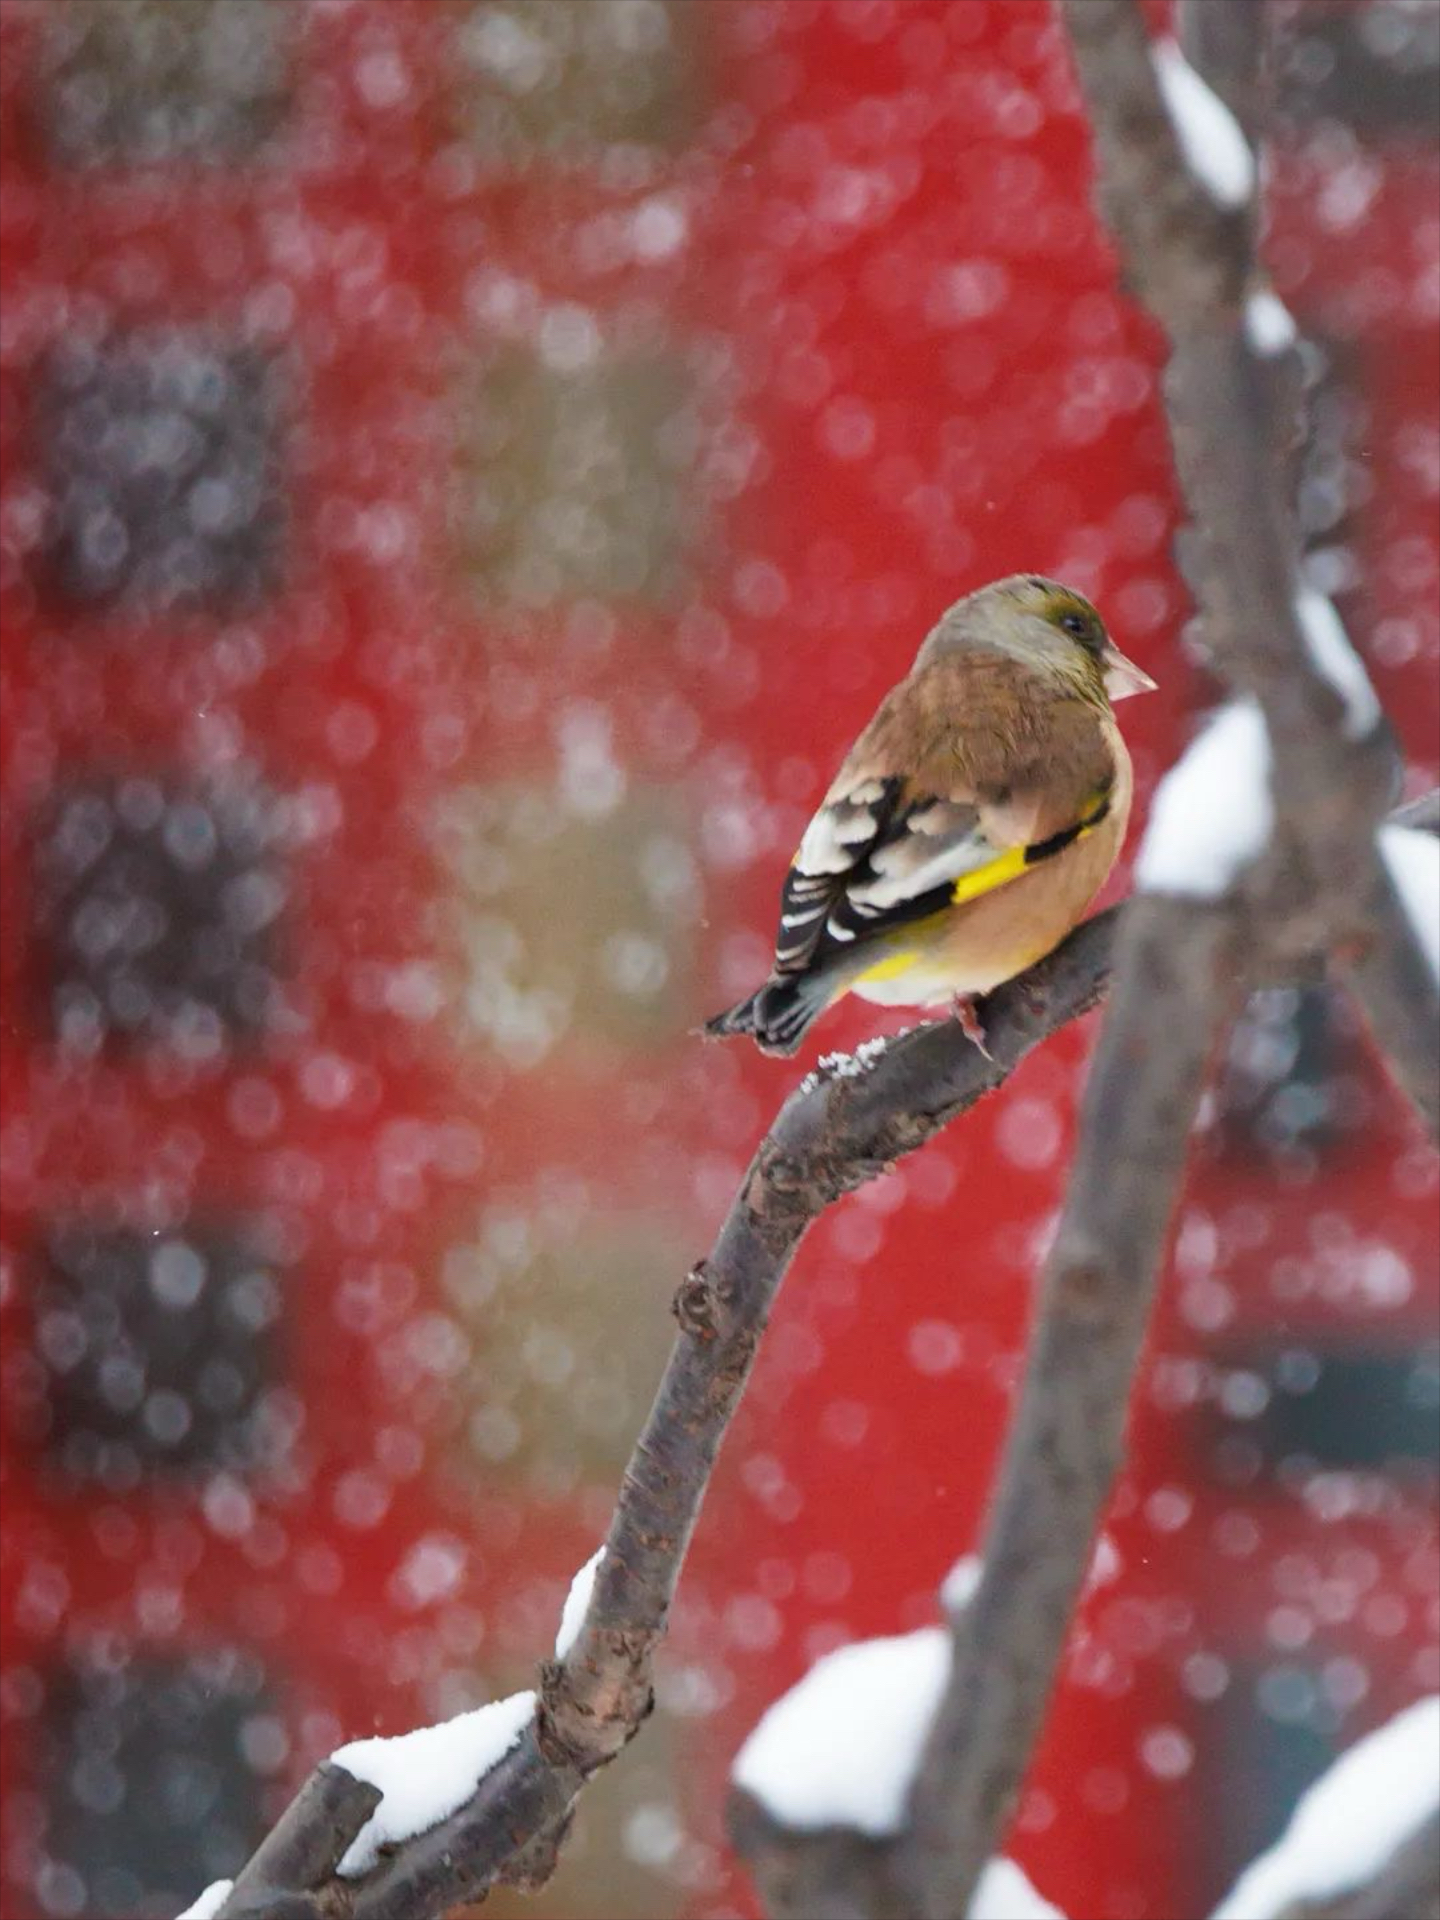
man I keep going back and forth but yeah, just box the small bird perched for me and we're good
[705,575,1155,1056]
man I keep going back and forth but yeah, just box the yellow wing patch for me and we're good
[949,844,1028,905]
[850,793,1112,990]
[851,946,922,988]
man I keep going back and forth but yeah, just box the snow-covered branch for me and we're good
[1059,0,1437,1131]
[204,906,1124,1920]
[1211,1697,1439,1920]
[195,758,1435,1920]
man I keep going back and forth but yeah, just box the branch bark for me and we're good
[213,908,1120,1920]
[896,901,1236,1919]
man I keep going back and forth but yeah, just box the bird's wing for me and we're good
[772,674,1117,978]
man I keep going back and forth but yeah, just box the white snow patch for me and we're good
[732,1626,949,1836]
[1245,291,1298,356]
[972,1858,1067,1920]
[1294,586,1381,738]
[1212,1696,1440,1919]
[1153,39,1256,210]
[1135,702,1273,897]
[822,1037,890,1079]
[801,1036,891,1094]
[555,1545,605,1660]
[732,1626,1064,1913]
[1087,1532,1123,1590]
[177,1882,233,1920]
[942,1554,982,1612]
[332,1692,537,1875]
[1379,826,1440,983]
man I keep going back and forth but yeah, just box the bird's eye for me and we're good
[1059,612,1089,639]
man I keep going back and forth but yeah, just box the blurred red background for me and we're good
[1,4,1435,1917]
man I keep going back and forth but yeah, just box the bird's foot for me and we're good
[951,992,993,1060]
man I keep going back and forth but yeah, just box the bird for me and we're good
[704,574,1155,1057]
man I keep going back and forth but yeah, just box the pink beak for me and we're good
[1101,642,1157,701]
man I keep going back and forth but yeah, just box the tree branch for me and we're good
[212,909,1120,1920]
[207,770,1433,1920]
[1062,0,1438,1132]
[896,901,1237,1919]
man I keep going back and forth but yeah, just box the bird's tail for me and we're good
[702,972,834,1056]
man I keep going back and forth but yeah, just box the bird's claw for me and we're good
[952,993,994,1060]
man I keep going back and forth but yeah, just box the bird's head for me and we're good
[917,574,1157,707]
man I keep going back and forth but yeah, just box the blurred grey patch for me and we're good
[449,1211,692,1497]
[40,333,284,618]
[40,0,290,167]
[34,1219,286,1486]
[434,783,700,1060]
[1278,0,1440,134]
[32,771,286,1057]
[457,345,701,608]
[1215,985,1342,1156]
[1194,1340,1440,1481]
[455,0,695,162]
[40,1644,269,1917]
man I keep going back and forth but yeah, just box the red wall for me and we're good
[1,6,1435,1918]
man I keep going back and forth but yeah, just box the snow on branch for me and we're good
[1135,701,1273,898]
[1212,1697,1440,1920]
[554,1545,606,1660]
[331,1692,537,1876]
[733,1628,951,1839]
[177,1882,233,1920]
[1378,825,1440,984]
[1151,37,1255,208]
[730,1613,1064,1919]
[1245,290,1298,357]
[1293,585,1382,741]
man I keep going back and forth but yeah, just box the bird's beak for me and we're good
[1101,642,1157,701]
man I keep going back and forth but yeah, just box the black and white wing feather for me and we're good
[774,777,1007,975]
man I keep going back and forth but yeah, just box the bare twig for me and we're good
[217,1765,379,1918]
